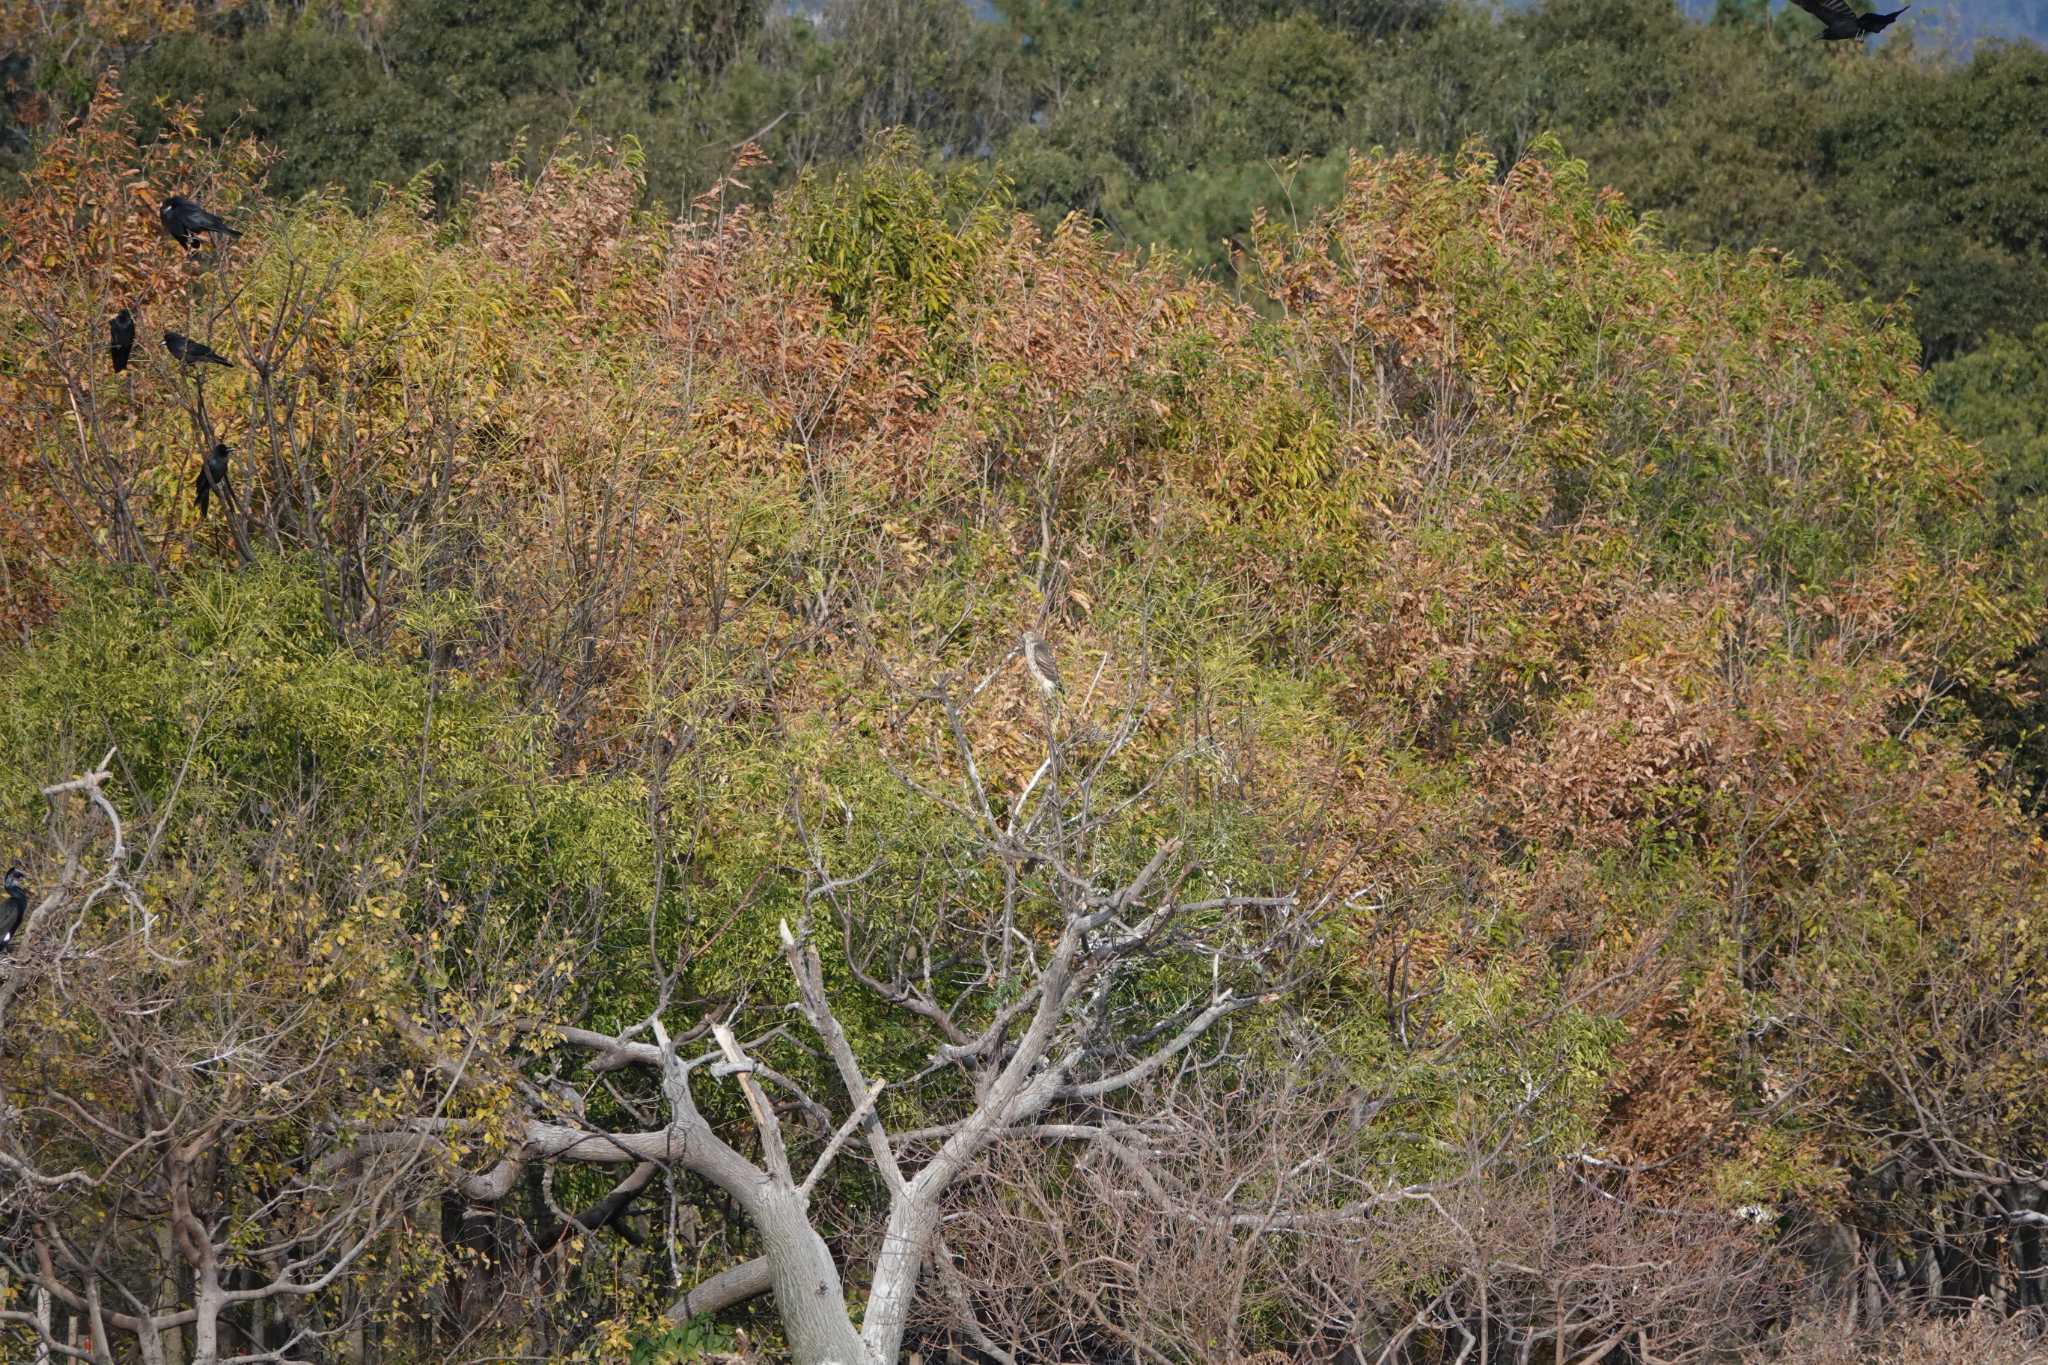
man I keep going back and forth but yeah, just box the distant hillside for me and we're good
[5,0,2046,495]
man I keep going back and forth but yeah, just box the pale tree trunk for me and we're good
[191,1265,223,1365]
[134,1317,168,1365]
[751,1184,871,1365]
[639,1017,876,1365]
[156,1221,183,1365]
[666,1258,774,1324]
[83,1280,112,1365]
[860,1193,941,1363]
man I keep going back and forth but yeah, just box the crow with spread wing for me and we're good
[160,194,242,249]
[1788,0,1907,39]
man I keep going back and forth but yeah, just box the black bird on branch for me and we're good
[1,867,26,954]
[109,309,134,372]
[1788,0,1908,39]
[164,332,232,368]
[159,194,241,249]
[196,442,230,519]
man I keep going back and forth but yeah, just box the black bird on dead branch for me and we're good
[196,442,230,519]
[110,309,134,372]
[1788,0,1908,39]
[159,194,241,249]
[1,867,26,954]
[164,332,232,368]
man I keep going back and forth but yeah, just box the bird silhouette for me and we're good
[1,867,26,954]
[196,442,230,519]
[164,332,232,367]
[1788,0,1908,39]
[159,194,241,249]
[110,309,134,372]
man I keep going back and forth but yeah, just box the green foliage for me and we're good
[113,0,771,204]
[777,133,1010,339]
[0,560,648,934]
[1932,322,2048,516]
[626,1314,737,1364]
[124,18,453,201]
[1930,323,2048,809]
[1558,26,2048,364]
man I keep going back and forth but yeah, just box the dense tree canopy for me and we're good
[7,0,2046,374]
[2,69,2047,1360]
[4,1,2048,1361]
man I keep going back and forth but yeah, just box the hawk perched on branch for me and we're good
[1021,631,1063,700]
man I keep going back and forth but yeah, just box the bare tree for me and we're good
[928,1064,1792,1365]
[405,649,1345,1365]
[0,756,540,1365]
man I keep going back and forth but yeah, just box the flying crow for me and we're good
[110,309,134,372]
[159,195,241,249]
[1,867,26,953]
[1788,0,1908,39]
[197,442,230,519]
[1022,630,1064,700]
[164,332,232,367]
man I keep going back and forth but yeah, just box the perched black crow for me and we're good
[1788,0,1908,39]
[1,867,26,954]
[196,442,230,519]
[163,332,232,367]
[110,309,134,372]
[159,194,241,249]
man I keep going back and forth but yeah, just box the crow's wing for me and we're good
[1786,0,1859,24]
[176,200,241,237]
[170,336,231,366]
